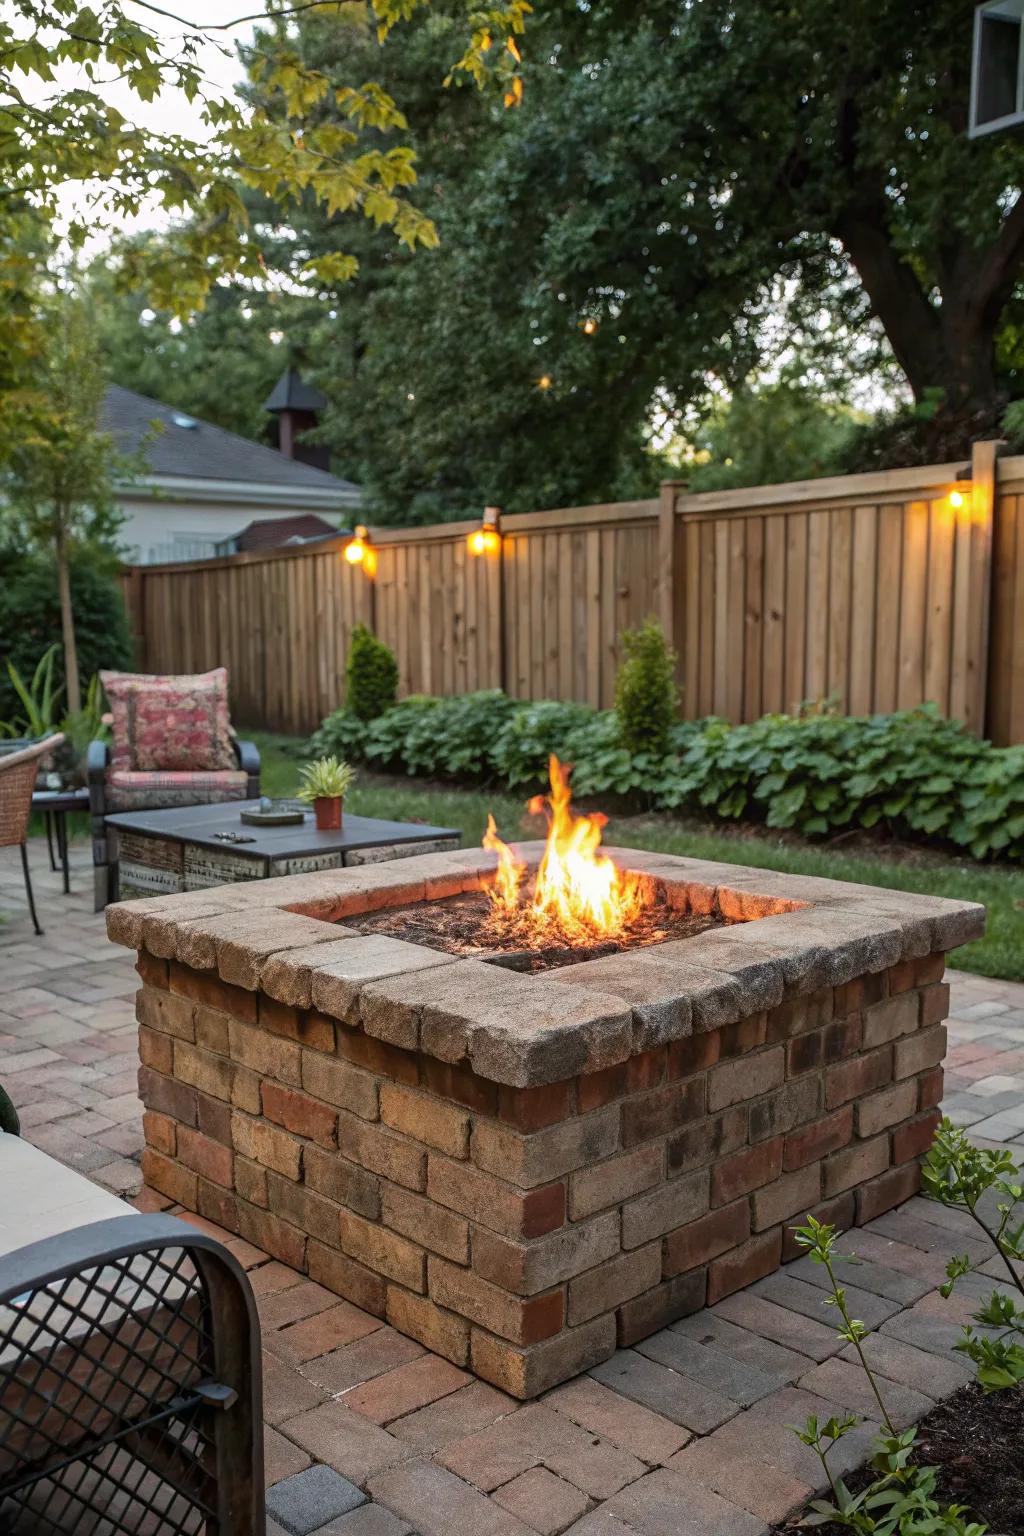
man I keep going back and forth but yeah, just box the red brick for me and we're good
[471,1317,614,1399]
[196,1090,233,1145]
[766,988,834,1043]
[170,962,257,1023]
[344,1353,470,1425]
[823,1134,889,1197]
[232,1112,303,1180]
[621,1078,704,1146]
[915,954,946,986]
[856,1080,918,1139]
[919,983,951,1028]
[567,1245,661,1325]
[894,1026,946,1080]
[333,1020,419,1084]
[718,1015,768,1058]
[856,1162,920,1223]
[918,1066,944,1112]
[499,1081,574,1130]
[308,1238,386,1317]
[177,1126,234,1187]
[785,1032,823,1077]
[667,1032,721,1079]
[822,1015,862,1062]
[577,1061,629,1112]
[782,1192,854,1260]
[197,1179,237,1232]
[427,1156,564,1239]
[137,950,169,989]
[194,1005,230,1056]
[138,1065,198,1126]
[825,1046,892,1108]
[428,1256,564,1345]
[138,1025,173,1075]
[235,1156,268,1207]
[783,1107,853,1171]
[707,1228,782,1305]
[749,1075,821,1141]
[886,960,917,995]
[711,1138,783,1206]
[862,993,919,1049]
[664,1200,750,1275]
[386,1286,470,1365]
[262,1081,338,1148]
[667,1108,747,1176]
[258,994,303,1039]
[892,1109,942,1165]
[617,1271,706,1346]
[628,1048,669,1093]
[231,1065,262,1115]
[136,987,195,1040]
[751,1165,821,1232]
[304,1144,380,1219]
[569,1145,663,1219]
[708,1046,784,1111]
[143,1109,176,1157]
[339,1111,426,1191]
[340,1210,426,1292]
[419,1057,499,1115]
[833,972,887,1019]
[141,1148,196,1207]
[301,1053,378,1120]
[380,1084,470,1158]
[174,1039,235,1102]
[267,1171,341,1247]
[235,1199,307,1270]
[382,1184,469,1264]
[228,1019,301,1087]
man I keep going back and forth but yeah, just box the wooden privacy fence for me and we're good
[122,441,1024,743]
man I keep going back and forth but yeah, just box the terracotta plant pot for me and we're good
[313,796,343,831]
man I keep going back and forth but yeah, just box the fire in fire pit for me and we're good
[348,756,722,971]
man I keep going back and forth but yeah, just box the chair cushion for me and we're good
[100,668,235,773]
[105,769,248,812]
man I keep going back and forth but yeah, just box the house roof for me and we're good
[101,384,358,495]
[232,514,345,552]
[263,368,327,413]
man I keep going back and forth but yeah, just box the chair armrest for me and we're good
[233,739,260,775]
[87,739,109,816]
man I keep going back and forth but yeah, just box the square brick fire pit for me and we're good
[107,846,982,1398]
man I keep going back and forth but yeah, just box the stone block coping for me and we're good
[106,846,984,1090]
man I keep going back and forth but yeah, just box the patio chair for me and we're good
[0,734,65,936]
[88,668,260,910]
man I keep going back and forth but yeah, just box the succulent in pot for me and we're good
[297,755,356,831]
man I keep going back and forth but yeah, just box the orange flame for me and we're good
[482,756,645,945]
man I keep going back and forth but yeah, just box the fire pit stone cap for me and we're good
[107,847,985,1089]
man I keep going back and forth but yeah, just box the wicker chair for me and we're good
[0,734,64,936]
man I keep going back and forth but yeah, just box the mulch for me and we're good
[772,1383,1024,1535]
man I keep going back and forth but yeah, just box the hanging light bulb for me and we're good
[468,506,502,556]
[580,317,599,335]
[343,525,376,576]
[537,374,552,391]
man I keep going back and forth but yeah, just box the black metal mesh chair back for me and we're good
[0,1215,264,1536]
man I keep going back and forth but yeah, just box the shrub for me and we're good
[0,547,132,723]
[307,691,1024,861]
[345,623,398,720]
[614,620,678,755]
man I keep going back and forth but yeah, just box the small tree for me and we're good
[615,620,678,757]
[345,623,399,720]
[3,291,128,713]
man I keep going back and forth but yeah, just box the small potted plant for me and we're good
[297,755,356,831]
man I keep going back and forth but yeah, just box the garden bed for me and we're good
[772,1381,1024,1535]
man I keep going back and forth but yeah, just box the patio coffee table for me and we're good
[104,800,460,900]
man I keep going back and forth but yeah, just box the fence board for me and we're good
[121,457,1022,741]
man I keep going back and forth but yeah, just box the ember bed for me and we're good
[107,835,982,1398]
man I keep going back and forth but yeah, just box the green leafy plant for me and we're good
[789,1215,986,1535]
[58,673,110,787]
[345,624,399,722]
[297,756,356,802]
[6,644,63,738]
[922,1119,1024,1391]
[615,620,678,756]
[308,692,1024,862]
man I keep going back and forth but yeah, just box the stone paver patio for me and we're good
[2,839,1023,1536]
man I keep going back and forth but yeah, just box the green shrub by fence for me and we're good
[310,693,1024,861]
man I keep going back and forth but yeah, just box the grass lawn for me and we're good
[253,732,1024,984]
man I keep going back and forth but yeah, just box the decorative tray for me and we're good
[240,800,306,826]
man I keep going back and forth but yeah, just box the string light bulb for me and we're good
[468,506,502,557]
[537,374,552,391]
[949,489,965,510]
[580,317,598,335]
[343,525,376,576]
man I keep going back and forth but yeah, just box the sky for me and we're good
[39,0,257,241]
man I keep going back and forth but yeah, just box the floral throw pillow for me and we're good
[100,668,235,773]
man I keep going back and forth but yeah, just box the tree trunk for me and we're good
[55,509,81,716]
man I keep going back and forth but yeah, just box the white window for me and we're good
[971,0,1024,136]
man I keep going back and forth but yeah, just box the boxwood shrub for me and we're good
[309,692,1024,861]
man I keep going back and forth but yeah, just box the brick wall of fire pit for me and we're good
[107,847,984,1399]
